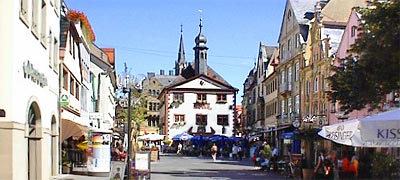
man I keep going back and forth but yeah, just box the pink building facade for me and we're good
[329,9,375,124]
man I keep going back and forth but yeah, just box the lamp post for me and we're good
[123,87,132,180]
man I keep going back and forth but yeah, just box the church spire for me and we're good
[178,24,186,64]
[175,24,187,76]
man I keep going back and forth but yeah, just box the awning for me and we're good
[260,125,290,133]
[61,119,88,141]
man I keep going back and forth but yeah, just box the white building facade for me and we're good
[161,76,237,139]
[0,0,61,179]
[159,18,238,140]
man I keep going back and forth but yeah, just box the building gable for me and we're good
[174,75,234,91]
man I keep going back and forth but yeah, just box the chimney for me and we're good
[169,70,174,76]
[160,70,165,75]
[147,72,155,78]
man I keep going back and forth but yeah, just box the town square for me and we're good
[0,0,399,179]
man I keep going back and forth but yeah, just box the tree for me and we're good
[328,1,400,113]
[117,90,148,157]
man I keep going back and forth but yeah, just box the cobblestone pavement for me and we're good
[151,154,291,180]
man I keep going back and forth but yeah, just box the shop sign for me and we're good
[60,94,69,106]
[284,139,292,144]
[23,61,48,87]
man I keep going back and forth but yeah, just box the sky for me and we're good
[65,0,287,103]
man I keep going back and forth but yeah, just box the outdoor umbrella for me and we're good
[228,136,244,142]
[318,108,400,147]
[172,132,193,141]
[191,135,209,141]
[209,134,228,142]
[138,134,165,141]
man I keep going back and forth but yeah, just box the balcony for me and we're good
[279,84,292,96]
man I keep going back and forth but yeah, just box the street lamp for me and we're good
[118,66,145,179]
[122,87,132,180]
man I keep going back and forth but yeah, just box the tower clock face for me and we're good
[292,120,300,128]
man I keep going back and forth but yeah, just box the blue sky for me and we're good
[65,0,286,103]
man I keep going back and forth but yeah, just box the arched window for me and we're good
[27,102,42,180]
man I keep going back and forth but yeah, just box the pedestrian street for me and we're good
[151,154,290,180]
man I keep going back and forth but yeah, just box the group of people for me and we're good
[314,149,359,179]
[251,141,278,171]
[111,142,126,161]
[209,142,244,161]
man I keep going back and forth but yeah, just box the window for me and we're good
[321,103,326,115]
[217,115,229,126]
[351,26,357,37]
[40,0,47,46]
[217,94,227,103]
[295,33,300,48]
[174,115,185,123]
[48,31,53,67]
[314,77,318,92]
[70,76,75,95]
[197,93,207,102]
[75,82,79,100]
[54,0,60,16]
[148,103,153,111]
[287,66,292,91]
[295,62,300,81]
[53,37,58,73]
[196,114,207,125]
[20,0,29,25]
[62,69,68,90]
[69,33,72,54]
[73,42,76,59]
[288,39,292,52]
[173,93,184,102]
[31,0,39,37]
[280,70,285,89]
[294,95,300,115]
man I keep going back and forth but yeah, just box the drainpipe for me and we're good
[58,58,63,174]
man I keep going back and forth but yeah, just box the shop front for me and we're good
[61,119,88,174]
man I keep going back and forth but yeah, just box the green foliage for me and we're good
[371,152,400,179]
[117,91,148,127]
[328,1,400,113]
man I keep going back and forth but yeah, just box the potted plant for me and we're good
[371,152,400,179]
[62,161,72,174]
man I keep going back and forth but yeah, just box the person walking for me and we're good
[270,144,278,172]
[324,152,335,180]
[211,143,218,161]
[177,143,183,155]
[349,155,359,179]
[314,149,326,179]
[232,144,239,160]
[237,143,243,161]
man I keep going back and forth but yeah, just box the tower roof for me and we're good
[195,17,207,45]
[178,24,186,63]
